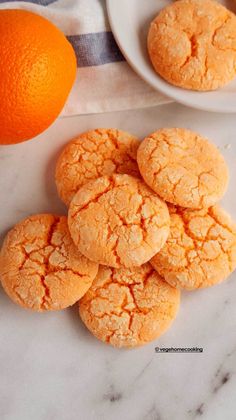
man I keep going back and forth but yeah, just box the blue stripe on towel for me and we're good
[67,32,125,67]
[0,0,57,4]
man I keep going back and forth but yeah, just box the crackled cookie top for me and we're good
[55,128,140,206]
[79,264,180,348]
[151,205,236,290]
[137,128,229,209]
[148,0,236,91]
[0,214,98,311]
[68,174,170,268]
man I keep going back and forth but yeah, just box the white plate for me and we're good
[106,0,236,113]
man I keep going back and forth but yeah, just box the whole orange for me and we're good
[0,9,77,145]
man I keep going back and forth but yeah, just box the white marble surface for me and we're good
[0,103,236,420]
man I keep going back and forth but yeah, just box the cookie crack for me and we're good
[211,15,231,47]
[86,267,158,317]
[159,208,236,283]
[70,177,117,216]
[179,34,198,70]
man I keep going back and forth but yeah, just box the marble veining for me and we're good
[142,404,162,420]
[103,385,123,403]
[0,103,236,420]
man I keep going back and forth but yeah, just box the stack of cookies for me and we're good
[1,128,236,348]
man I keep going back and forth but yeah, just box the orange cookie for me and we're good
[151,205,236,290]
[68,174,170,268]
[147,0,236,91]
[0,214,98,311]
[55,128,140,206]
[137,128,229,209]
[79,264,180,348]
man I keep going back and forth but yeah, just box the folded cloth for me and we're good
[0,0,171,116]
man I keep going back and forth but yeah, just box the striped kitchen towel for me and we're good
[0,0,170,116]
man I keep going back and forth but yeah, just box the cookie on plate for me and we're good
[0,214,99,311]
[79,264,180,348]
[55,128,140,206]
[148,0,236,91]
[151,205,236,290]
[137,128,229,209]
[68,174,170,268]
